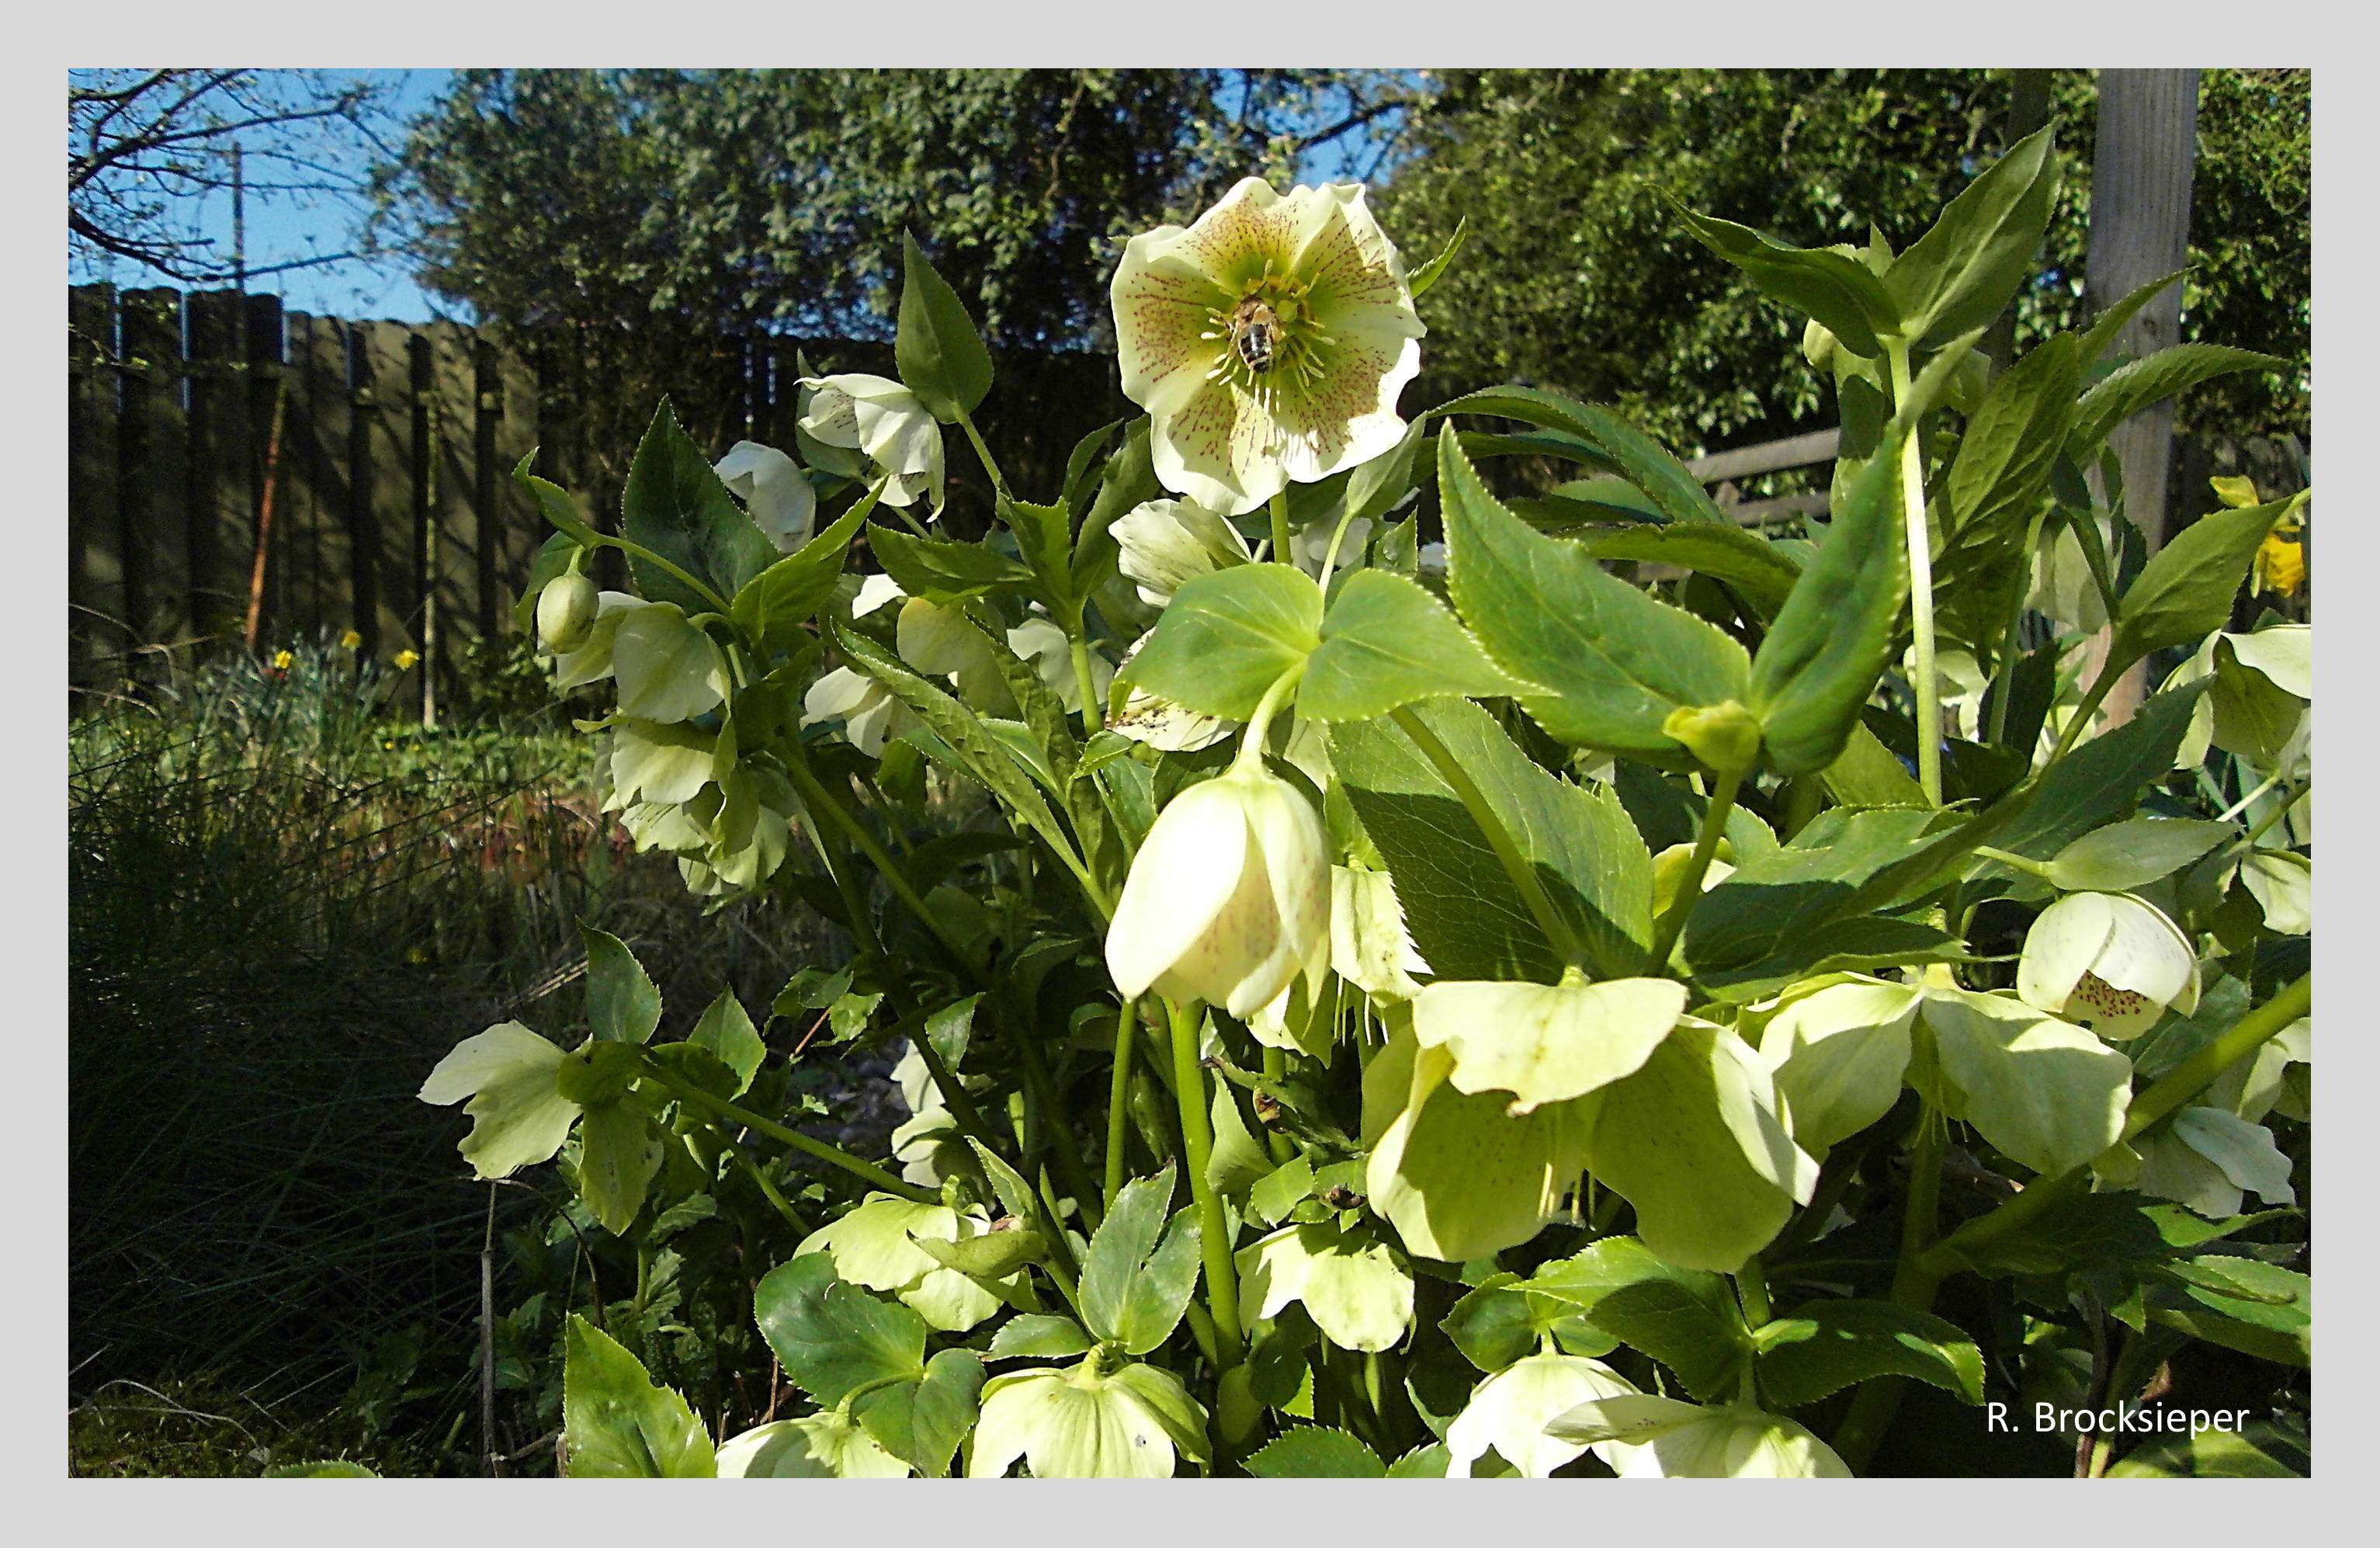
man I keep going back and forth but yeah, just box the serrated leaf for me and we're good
[1674,204,1899,357]
[620,399,775,612]
[895,231,993,422]
[686,987,765,1096]
[728,499,869,653]
[1117,562,1321,721]
[1883,123,2060,350]
[1438,430,1750,761]
[2109,498,2297,670]
[578,924,661,1045]
[854,1348,985,1477]
[562,1315,716,1477]
[868,520,1036,603]
[2073,344,2286,453]
[1754,1298,1985,1407]
[1431,386,1729,526]
[1527,1236,1750,1402]
[1587,522,1802,616]
[987,1314,1095,1362]
[1243,1425,1387,1478]
[1299,568,1524,722]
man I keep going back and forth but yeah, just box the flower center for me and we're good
[2070,970,2148,1020]
[1202,263,1335,408]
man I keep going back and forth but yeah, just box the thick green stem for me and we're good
[1987,509,2050,747]
[1166,999,1244,1370]
[593,533,732,616]
[2238,779,2309,848]
[639,1052,935,1203]
[1268,490,1294,567]
[1105,998,1140,1210]
[1735,1255,1772,1327]
[954,405,1011,502]
[1068,629,1106,742]
[1647,763,1745,972]
[1389,703,1587,970]
[1888,341,1945,807]
[2048,658,2125,763]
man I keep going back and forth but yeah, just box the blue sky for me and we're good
[68,69,1414,326]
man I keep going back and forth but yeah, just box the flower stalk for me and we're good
[1887,338,1945,806]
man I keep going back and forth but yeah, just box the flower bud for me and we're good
[538,570,601,654]
[1105,762,1330,1018]
[1661,699,1761,773]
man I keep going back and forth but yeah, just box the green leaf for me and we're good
[1243,1426,1387,1478]
[1820,723,1930,809]
[262,1460,380,1477]
[1331,696,1654,982]
[1968,681,2211,893]
[1528,1236,1750,1401]
[574,1102,662,1235]
[562,1315,716,1477]
[1883,123,2060,350]
[1074,420,1160,599]
[578,924,661,1045]
[1441,1270,1616,1373]
[685,988,765,1098]
[513,452,600,547]
[2109,498,2297,670]
[2072,345,2286,454]
[728,500,868,653]
[1115,562,1322,720]
[855,1348,985,1477]
[620,399,775,613]
[911,1226,1046,1279]
[1206,1081,1273,1204]
[1299,569,1525,722]
[1406,216,1467,300]
[1941,333,2082,560]
[752,1253,928,1407]
[1080,1168,1202,1355]
[1747,422,1910,775]
[997,495,1074,606]
[1753,1298,1986,1407]
[895,231,993,422]
[2042,817,2230,892]
[868,520,1036,604]
[1674,205,1899,357]
[828,620,1077,869]
[1438,431,1750,761]
[2076,269,2187,363]
[988,1314,1095,1362]
[1587,522,1802,617]
[1431,386,1729,526]
[1681,807,1941,972]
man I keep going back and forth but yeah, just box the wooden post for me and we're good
[2083,68,2201,730]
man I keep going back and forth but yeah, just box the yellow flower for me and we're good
[338,630,363,651]
[271,649,295,671]
[394,649,421,671]
[2253,531,2305,598]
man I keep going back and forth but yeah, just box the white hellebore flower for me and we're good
[1546,1394,1852,1479]
[1108,629,1235,751]
[1007,616,1113,714]
[716,1411,909,1478]
[713,439,817,552]
[803,666,910,757]
[797,373,945,512]
[1111,177,1424,515]
[1112,498,1253,607]
[1105,761,1330,1019]
[1446,1352,1641,1478]
[2017,891,2201,1040]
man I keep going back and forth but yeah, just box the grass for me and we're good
[67,637,842,1474]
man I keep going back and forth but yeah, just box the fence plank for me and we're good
[117,289,189,654]
[491,338,542,622]
[343,322,381,658]
[427,321,481,703]
[184,290,248,643]
[69,286,121,694]
[243,293,288,647]
[363,322,420,685]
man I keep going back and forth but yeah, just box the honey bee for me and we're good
[1227,297,1281,375]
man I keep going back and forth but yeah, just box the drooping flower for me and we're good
[803,667,911,757]
[2017,891,2201,1040]
[536,570,600,653]
[713,439,818,552]
[1545,1394,1852,1479]
[1112,498,1253,607]
[716,1411,909,1478]
[1105,761,1331,1019]
[970,1356,1209,1479]
[797,373,945,512]
[1111,177,1424,515]
[1445,1352,1641,1478]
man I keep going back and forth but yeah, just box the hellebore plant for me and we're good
[418,144,2313,1482]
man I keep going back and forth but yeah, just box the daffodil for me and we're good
[2017,891,2201,1040]
[797,373,945,512]
[1545,1394,1852,1478]
[1104,760,1331,1019]
[1112,177,1424,515]
[393,648,420,672]
[1112,498,1252,607]
[271,648,295,672]
[338,629,363,651]
[713,439,818,552]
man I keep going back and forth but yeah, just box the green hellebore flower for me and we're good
[1545,1394,1851,1478]
[1104,761,1331,1019]
[1112,176,1424,516]
[716,1411,910,1478]
[610,602,730,724]
[535,569,600,654]
[418,1021,578,1181]
[2109,1105,2297,1220]
[1757,971,2133,1174]
[968,1358,1209,1478]
[1235,1219,1414,1353]
[2017,891,2201,1040]
[713,439,818,552]
[796,373,945,512]
[803,666,913,758]
[1446,1352,1641,1478]
[795,1194,1033,1334]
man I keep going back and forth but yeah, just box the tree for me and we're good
[68,69,397,285]
[1376,69,2309,456]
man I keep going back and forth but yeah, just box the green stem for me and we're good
[1735,1254,1772,1327]
[1887,341,1945,807]
[1830,1100,1948,1469]
[1389,703,1586,970]
[1987,509,2050,747]
[1317,502,1362,596]
[639,1052,935,1203]
[954,406,1011,502]
[1237,661,1305,772]
[2238,779,2309,848]
[1971,845,2057,882]
[1260,1046,1296,1164]
[595,533,733,617]
[1067,628,1106,742]
[2217,768,2287,824]
[2048,657,2125,763]
[1166,998,1244,1370]
[733,1151,811,1234]
[1646,762,1745,973]
[1105,998,1139,1210]
[1268,490,1295,567]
